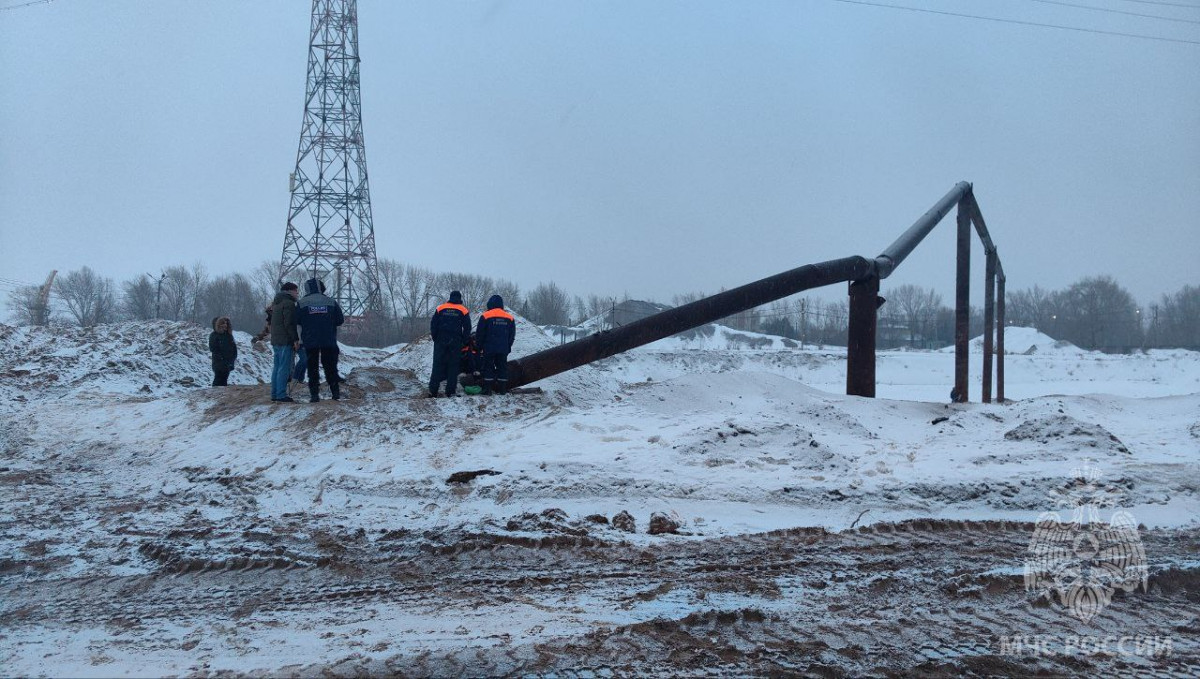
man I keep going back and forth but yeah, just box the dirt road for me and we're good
[4,518,1197,677]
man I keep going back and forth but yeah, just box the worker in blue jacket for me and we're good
[295,278,345,402]
[476,294,516,395]
[428,290,471,397]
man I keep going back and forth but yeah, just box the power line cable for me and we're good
[1026,0,1200,24]
[829,0,1200,45]
[0,0,53,12]
[1113,0,1200,9]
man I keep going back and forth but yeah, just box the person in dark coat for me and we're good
[295,278,345,402]
[269,282,300,402]
[428,290,471,397]
[476,294,516,395]
[457,333,483,390]
[208,316,238,386]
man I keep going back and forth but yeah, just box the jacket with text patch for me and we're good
[295,279,345,348]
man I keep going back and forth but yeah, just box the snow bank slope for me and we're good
[0,321,273,399]
[0,321,394,402]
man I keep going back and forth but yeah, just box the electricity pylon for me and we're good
[280,0,381,316]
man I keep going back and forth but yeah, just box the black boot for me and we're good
[331,382,340,401]
[309,388,320,403]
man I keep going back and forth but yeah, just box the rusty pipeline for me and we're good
[508,255,875,389]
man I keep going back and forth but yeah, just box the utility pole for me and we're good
[147,272,165,320]
[279,0,381,317]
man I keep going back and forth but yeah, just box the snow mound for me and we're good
[0,321,274,400]
[638,323,800,352]
[938,326,1085,355]
[0,321,390,402]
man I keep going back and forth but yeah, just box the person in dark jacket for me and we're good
[269,282,300,402]
[428,290,471,397]
[457,333,483,390]
[476,294,516,395]
[295,278,345,402]
[208,316,238,386]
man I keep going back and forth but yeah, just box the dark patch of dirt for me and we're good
[648,511,681,535]
[1004,414,1130,454]
[446,469,501,484]
[612,510,637,533]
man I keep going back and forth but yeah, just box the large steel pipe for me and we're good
[508,255,875,389]
[874,182,972,279]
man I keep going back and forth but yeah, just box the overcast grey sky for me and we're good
[1,0,1197,311]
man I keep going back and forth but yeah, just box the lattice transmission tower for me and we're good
[280,0,380,317]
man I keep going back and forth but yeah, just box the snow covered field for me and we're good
[1,321,1197,676]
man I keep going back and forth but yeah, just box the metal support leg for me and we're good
[982,249,996,403]
[954,201,971,403]
[847,276,880,398]
[997,276,1006,403]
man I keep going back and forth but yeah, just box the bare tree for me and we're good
[375,257,406,341]
[54,266,115,327]
[154,262,210,324]
[6,285,51,326]
[392,264,438,340]
[672,291,705,306]
[571,295,587,326]
[522,281,571,326]
[439,272,490,311]
[760,299,799,339]
[1055,276,1141,351]
[581,294,618,327]
[120,276,157,321]
[1146,284,1199,349]
[490,278,521,312]
[200,274,261,332]
[887,284,943,346]
[816,299,849,346]
[1005,285,1060,335]
[250,259,281,304]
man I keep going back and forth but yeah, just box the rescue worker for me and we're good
[476,294,516,395]
[428,290,471,397]
[295,278,345,402]
[457,333,483,390]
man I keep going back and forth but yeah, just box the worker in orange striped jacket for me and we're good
[428,290,472,397]
[476,294,516,395]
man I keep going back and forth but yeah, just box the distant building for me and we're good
[610,300,672,327]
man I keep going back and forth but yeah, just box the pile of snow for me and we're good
[0,321,395,402]
[0,321,274,400]
[640,323,800,352]
[938,326,1086,355]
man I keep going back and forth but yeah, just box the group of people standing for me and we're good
[249,279,345,403]
[208,283,517,402]
[210,279,343,401]
[428,290,516,397]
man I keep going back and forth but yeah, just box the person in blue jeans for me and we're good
[269,282,300,402]
[293,345,308,385]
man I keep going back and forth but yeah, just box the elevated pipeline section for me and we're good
[508,256,874,389]
[508,181,1006,401]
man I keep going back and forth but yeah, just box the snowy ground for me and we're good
[1,321,1197,676]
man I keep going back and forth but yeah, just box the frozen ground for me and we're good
[1,321,1197,676]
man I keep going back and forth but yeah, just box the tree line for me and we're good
[7,264,1197,352]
